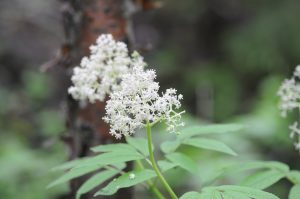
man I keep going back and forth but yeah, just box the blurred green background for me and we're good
[0,0,299,198]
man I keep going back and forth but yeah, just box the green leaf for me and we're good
[287,171,300,184]
[126,137,149,156]
[76,169,121,199]
[166,152,198,173]
[201,185,280,199]
[183,138,237,156]
[76,150,144,168]
[289,184,300,199]
[51,158,89,171]
[95,169,156,196]
[48,164,102,188]
[240,169,284,189]
[178,124,243,140]
[160,140,181,154]
[222,161,289,174]
[180,191,202,199]
[203,161,289,185]
[91,143,135,153]
[157,160,177,172]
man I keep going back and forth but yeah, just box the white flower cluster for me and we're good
[68,34,131,102]
[278,65,300,151]
[103,64,184,139]
[68,34,184,139]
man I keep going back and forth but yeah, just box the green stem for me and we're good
[136,160,166,199]
[146,122,178,199]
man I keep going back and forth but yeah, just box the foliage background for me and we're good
[0,0,299,198]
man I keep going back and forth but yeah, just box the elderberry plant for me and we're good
[49,34,300,199]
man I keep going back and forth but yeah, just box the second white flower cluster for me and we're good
[278,65,300,150]
[68,34,184,139]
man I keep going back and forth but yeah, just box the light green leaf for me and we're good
[204,161,289,185]
[51,158,89,171]
[157,160,177,172]
[201,185,280,199]
[91,143,135,153]
[183,138,237,156]
[180,191,202,199]
[178,124,243,140]
[166,152,198,173]
[48,164,102,188]
[240,169,284,189]
[289,184,300,199]
[76,169,121,199]
[222,161,289,174]
[160,140,181,154]
[126,137,149,156]
[287,171,300,184]
[95,169,156,196]
[76,150,144,168]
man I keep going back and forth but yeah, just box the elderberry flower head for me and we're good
[103,65,184,139]
[278,65,300,151]
[68,34,132,102]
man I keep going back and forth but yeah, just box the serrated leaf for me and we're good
[180,191,202,199]
[48,164,102,188]
[76,150,144,168]
[76,169,121,199]
[240,169,284,189]
[91,143,135,153]
[287,171,300,184]
[95,169,156,196]
[158,160,177,172]
[178,124,243,140]
[201,185,280,199]
[289,184,300,199]
[160,140,181,154]
[166,152,198,173]
[126,137,149,156]
[183,138,237,156]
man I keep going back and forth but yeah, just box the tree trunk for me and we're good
[58,0,133,198]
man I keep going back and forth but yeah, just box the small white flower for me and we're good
[104,65,184,139]
[289,122,300,138]
[295,142,300,150]
[68,34,132,102]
